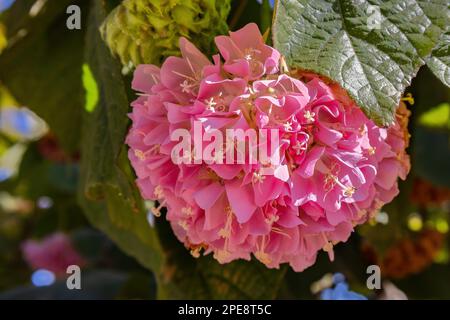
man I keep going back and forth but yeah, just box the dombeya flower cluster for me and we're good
[126,23,410,271]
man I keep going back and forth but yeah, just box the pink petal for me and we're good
[297,146,325,178]
[194,182,224,210]
[132,64,160,93]
[225,180,256,223]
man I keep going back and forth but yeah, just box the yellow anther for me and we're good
[218,228,231,238]
[205,97,217,111]
[182,206,193,216]
[178,220,189,230]
[154,185,164,199]
[284,121,293,131]
[304,110,316,123]
[401,93,414,105]
[253,171,266,184]
[151,206,162,217]
[180,79,195,93]
[134,150,146,160]
[358,125,367,136]
[265,214,279,225]
[343,186,356,197]
[255,251,272,265]
[214,249,230,263]
[323,242,333,253]
[190,248,201,258]
[292,140,307,155]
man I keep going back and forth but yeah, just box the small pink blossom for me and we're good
[215,23,280,80]
[126,24,410,271]
[21,233,85,276]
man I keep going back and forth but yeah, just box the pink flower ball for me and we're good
[21,233,85,275]
[126,23,410,271]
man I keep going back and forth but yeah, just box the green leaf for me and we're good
[160,256,287,299]
[260,0,273,36]
[0,0,88,151]
[156,220,287,299]
[78,0,164,274]
[427,29,450,87]
[273,0,449,126]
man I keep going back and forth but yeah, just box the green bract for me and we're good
[100,0,231,66]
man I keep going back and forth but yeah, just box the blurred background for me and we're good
[0,0,449,300]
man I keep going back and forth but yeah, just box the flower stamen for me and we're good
[304,110,316,123]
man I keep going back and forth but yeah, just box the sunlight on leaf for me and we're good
[0,24,7,53]
[82,63,99,113]
[418,103,450,129]
[0,84,17,107]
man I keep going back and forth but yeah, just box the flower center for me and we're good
[304,110,316,123]
[292,140,307,155]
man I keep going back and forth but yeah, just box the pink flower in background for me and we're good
[126,23,410,271]
[21,233,85,276]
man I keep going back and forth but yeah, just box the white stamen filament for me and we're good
[271,227,291,238]
[171,70,196,82]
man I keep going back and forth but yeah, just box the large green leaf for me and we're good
[0,0,88,151]
[427,29,450,87]
[273,0,449,126]
[78,0,164,274]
